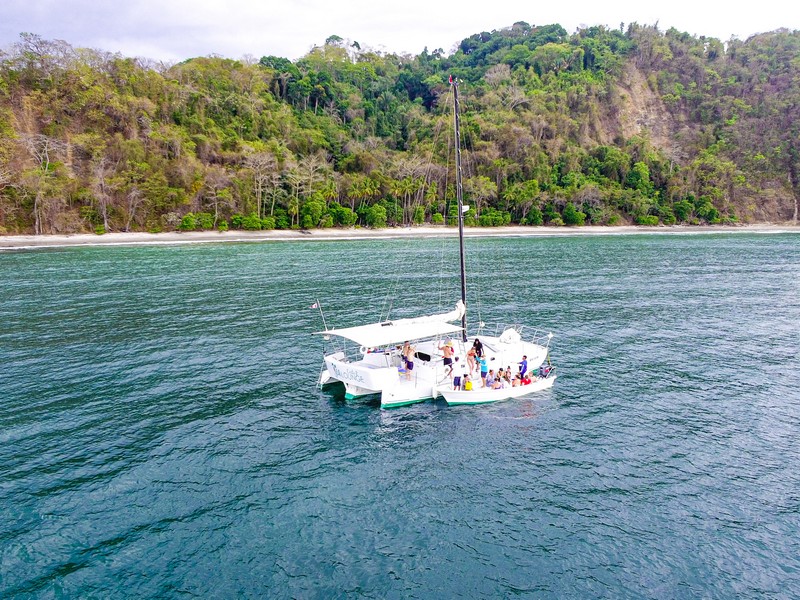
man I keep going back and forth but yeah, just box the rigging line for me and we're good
[379,260,403,322]
[414,91,448,269]
[468,238,483,328]
[377,256,392,321]
[456,85,485,331]
[435,85,456,312]
[438,246,450,311]
[419,113,448,233]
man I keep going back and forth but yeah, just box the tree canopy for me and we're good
[1,24,798,235]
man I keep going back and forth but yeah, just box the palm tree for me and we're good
[287,196,299,228]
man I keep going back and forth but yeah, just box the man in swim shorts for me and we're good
[402,341,415,380]
[439,340,454,379]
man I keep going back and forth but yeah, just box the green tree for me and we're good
[365,203,387,228]
[563,202,586,226]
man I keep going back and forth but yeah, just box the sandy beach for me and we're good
[0,224,797,249]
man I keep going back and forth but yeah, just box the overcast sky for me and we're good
[2,0,798,63]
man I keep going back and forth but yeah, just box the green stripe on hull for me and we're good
[381,399,425,409]
[343,389,380,401]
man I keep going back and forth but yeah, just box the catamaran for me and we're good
[315,76,556,408]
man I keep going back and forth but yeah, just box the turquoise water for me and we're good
[1,233,799,598]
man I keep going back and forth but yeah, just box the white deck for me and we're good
[441,375,556,405]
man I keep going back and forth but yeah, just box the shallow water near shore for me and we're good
[1,233,799,598]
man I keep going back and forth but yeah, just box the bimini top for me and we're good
[315,301,465,348]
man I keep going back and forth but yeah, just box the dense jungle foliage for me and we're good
[0,23,798,234]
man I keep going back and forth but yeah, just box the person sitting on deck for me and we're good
[464,374,473,391]
[485,369,496,388]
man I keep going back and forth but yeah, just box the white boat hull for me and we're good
[380,381,438,408]
[441,375,556,405]
[324,355,399,399]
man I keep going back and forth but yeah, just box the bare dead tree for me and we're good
[244,151,278,218]
[0,164,11,189]
[203,165,232,226]
[298,151,331,198]
[90,158,116,231]
[125,188,142,232]
[21,134,68,234]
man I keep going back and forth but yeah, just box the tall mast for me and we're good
[451,75,468,342]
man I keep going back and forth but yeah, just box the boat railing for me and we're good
[486,323,553,347]
[323,340,400,367]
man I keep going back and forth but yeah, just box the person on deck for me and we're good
[472,338,484,359]
[402,341,415,381]
[518,355,528,378]
[466,345,477,374]
[464,375,473,391]
[485,369,496,389]
[452,357,462,390]
[439,340,455,379]
[498,368,511,385]
[478,355,488,387]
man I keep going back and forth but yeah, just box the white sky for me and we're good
[1,0,798,62]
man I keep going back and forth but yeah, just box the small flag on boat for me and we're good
[309,302,319,309]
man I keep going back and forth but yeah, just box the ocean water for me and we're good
[1,232,799,598]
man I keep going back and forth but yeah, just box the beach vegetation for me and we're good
[241,212,263,230]
[563,203,586,226]
[1,26,799,235]
[178,213,197,231]
[365,204,388,228]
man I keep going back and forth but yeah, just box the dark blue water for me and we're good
[1,233,799,598]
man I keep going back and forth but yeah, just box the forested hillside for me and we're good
[1,23,798,234]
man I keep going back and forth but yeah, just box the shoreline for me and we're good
[1,223,797,249]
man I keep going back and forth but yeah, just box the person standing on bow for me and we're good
[439,340,455,380]
[402,341,415,381]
